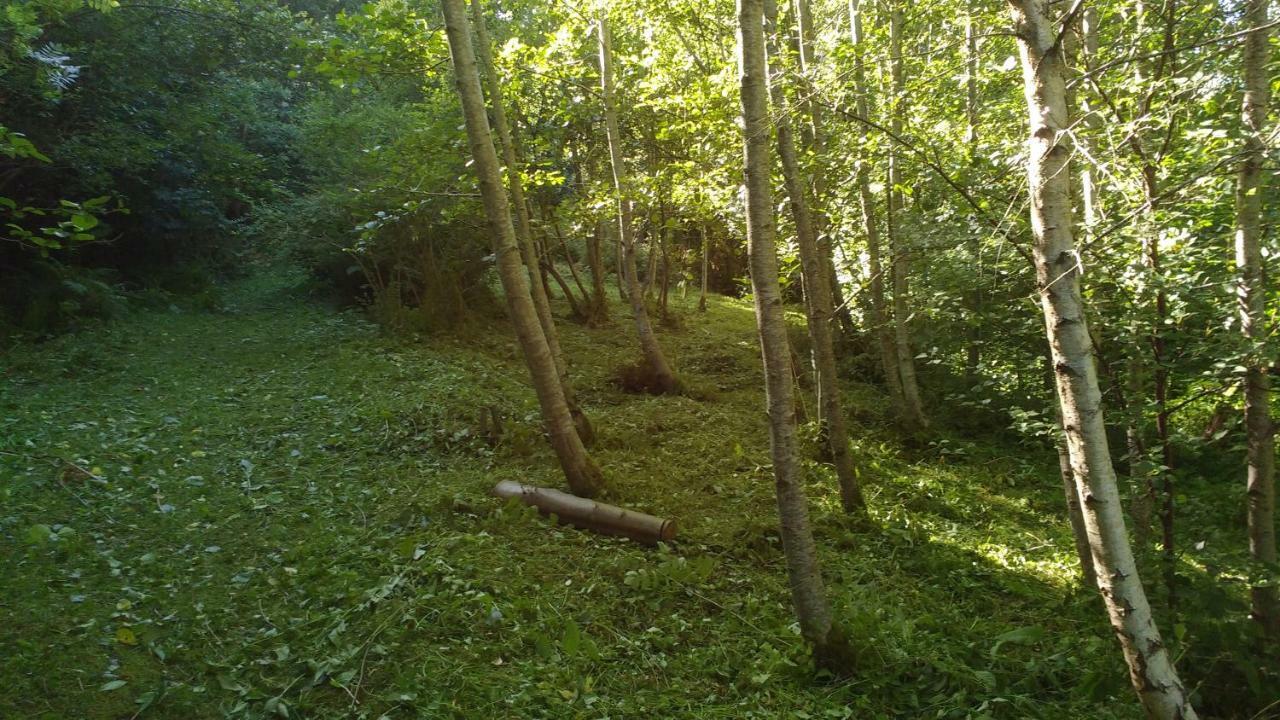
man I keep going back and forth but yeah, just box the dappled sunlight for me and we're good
[4,0,1273,714]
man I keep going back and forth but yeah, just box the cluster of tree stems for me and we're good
[434,0,1277,715]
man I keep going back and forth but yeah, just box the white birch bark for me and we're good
[1007,0,1197,715]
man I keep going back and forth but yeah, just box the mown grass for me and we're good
[0,267,1188,719]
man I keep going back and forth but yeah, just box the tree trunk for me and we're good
[547,204,591,304]
[493,480,675,545]
[1052,19,1097,593]
[1125,0,1180,607]
[1058,418,1098,590]
[658,204,671,320]
[793,0,856,341]
[614,220,628,303]
[1077,5,1102,233]
[887,4,928,432]
[1148,190,1177,608]
[848,0,901,401]
[764,0,866,515]
[963,9,983,380]
[543,257,585,321]
[538,239,554,305]
[660,232,671,320]
[442,0,604,497]
[1235,0,1278,638]
[738,0,846,670]
[643,222,658,299]
[598,14,680,393]
[470,0,594,445]
[587,219,610,323]
[570,148,607,325]
[698,222,709,312]
[1047,353,1098,589]
[1008,1,1196,716]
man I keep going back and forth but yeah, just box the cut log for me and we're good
[492,480,676,545]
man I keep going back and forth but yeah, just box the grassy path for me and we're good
[1,271,1134,719]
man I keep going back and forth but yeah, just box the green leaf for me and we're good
[24,524,52,544]
[216,673,246,694]
[100,680,128,692]
[3,133,50,162]
[134,690,158,711]
[990,626,1045,656]
[533,632,555,660]
[993,626,1045,644]
[265,696,290,717]
[560,619,580,657]
[70,213,99,231]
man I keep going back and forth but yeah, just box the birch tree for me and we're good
[597,12,681,394]
[470,0,594,444]
[764,0,866,515]
[1007,0,1197,715]
[886,2,928,432]
[847,0,902,403]
[1234,0,1277,637]
[792,0,856,340]
[441,0,604,497]
[737,0,850,668]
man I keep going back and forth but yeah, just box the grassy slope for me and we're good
[1,269,1142,719]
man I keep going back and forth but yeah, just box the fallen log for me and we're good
[492,480,676,545]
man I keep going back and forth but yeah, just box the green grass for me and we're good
[0,267,1174,719]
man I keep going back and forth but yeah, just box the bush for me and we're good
[0,261,125,343]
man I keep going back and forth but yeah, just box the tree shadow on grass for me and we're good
[812,516,1133,718]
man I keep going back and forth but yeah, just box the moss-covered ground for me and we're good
[0,268,1189,719]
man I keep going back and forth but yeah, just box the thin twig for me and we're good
[1069,18,1280,88]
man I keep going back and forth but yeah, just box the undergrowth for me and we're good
[0,266,1261,719]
